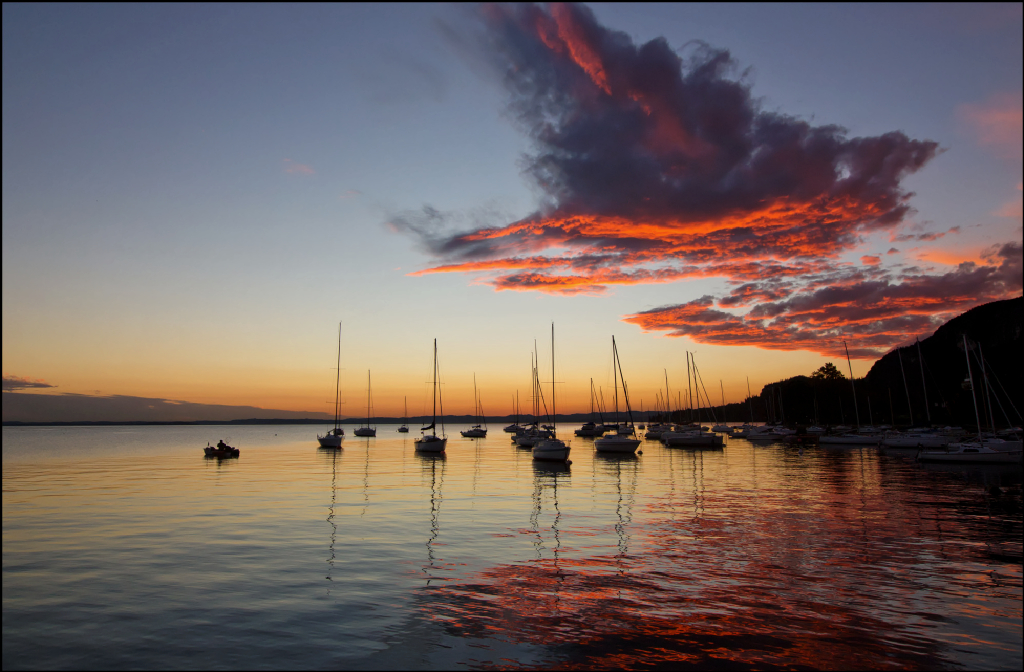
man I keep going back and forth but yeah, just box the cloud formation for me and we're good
[958,92,1024,158]
[625,241,1022,358]
[283,159,315,175]
[2,375,55,392]
[394,3,1021,357]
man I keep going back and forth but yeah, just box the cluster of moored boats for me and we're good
[283,325,1023,466]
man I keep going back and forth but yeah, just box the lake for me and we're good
[3,424,1021,670]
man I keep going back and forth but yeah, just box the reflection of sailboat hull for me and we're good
[918,444,1022,463]
[353,428,376,437]
[317,434,343,448]
[663,432,724,448]
[415,435,447,452]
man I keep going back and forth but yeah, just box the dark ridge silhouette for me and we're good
[683,296,1022,429]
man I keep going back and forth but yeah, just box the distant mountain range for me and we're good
[1,393,334,424]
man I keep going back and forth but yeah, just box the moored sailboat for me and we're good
[353,370,377,437]
[533,323,571,462]
[461,374,488,438]
[397,396,409,433]
[594,336,641,454]
[317,322,345,448]
[415,339,447,453]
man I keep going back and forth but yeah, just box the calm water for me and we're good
[3,425,1022,670]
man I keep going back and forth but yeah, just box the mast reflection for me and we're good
[419,453,446,586]
[319,446,342,592]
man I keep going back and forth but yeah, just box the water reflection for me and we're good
[320,447,340,589]
[419,453,446,586]
[2,426,1020,670]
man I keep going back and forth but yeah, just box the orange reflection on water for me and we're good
[412,446,1019,669]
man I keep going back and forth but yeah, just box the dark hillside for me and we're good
[863,296,1022,429]
[685,296,1022,430]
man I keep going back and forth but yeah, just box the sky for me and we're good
[3,3,1022,420]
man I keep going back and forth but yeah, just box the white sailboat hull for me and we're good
[533,439,571,461]
[353,428,376,437]
[594,434,641,453]
[414,435,447,452]
[461,429,487,437]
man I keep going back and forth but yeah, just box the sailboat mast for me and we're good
[366,370,372,427]
[612,336,635,428]
[746,377,753,423]
[664,369,672,425]
[888,387,895,426]
[550,323,556,432]
[978,344,996,434]
[688,354,696,422]
[898,347,914,427]
[432,339,437,428]
[721,380,726,423]
[844,340,861,428]
[916,338,931,424]
[963,335,982,440]
[612,336,620,424]
[334,321,342,429]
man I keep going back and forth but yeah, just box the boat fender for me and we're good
[637,450,643,455]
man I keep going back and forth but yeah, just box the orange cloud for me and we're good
[393,4,1020,358]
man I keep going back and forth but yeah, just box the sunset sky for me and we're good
[3,3,1021,419]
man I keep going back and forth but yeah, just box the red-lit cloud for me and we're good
[394,3,1022,357]
[625,242,1022,358]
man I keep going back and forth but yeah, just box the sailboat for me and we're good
[516,346,553,448]
[504,393,525,434]
[353,370,377,437]
[317,322,345,448]
[575,379,606,437]
[397,396,409,433]
[461,374,488,438]
[662,352,725,448]
[415,339,447,453]
[711,380,732,433]
[533,323,571,462]
[820,341,879,446]
[918,335,1022,464]
[594,336,641,454]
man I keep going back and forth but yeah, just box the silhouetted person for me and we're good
[217,439,227,449]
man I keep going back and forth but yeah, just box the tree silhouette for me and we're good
[812,362,845,381]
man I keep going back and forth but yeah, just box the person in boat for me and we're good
[217,439,228,450]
